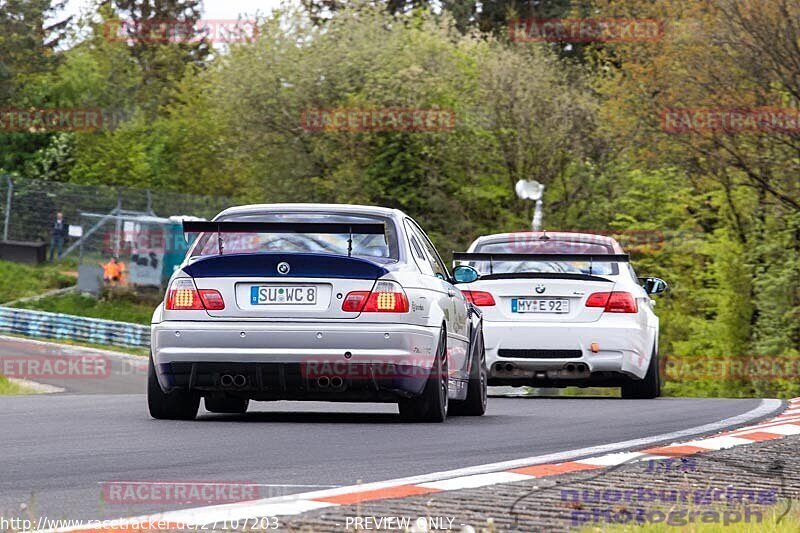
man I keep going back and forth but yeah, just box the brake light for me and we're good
[342,291,370,312]
[585,291,638,313]
[342,281,409,313]
[166,279,225,310]
[198,289,225,310]
[462,290,496,307]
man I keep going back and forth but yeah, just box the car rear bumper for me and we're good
[483,319,652,384]
[151,321,439,399]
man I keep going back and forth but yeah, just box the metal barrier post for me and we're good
[3,175,12,242]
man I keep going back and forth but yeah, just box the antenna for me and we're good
[347,225,353,257]
[515,179,545,231]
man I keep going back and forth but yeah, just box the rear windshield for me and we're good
[473,239,619,276]
[189,212,399,261]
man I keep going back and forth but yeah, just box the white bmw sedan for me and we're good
[149,204,486,421]
[453,232,667,399]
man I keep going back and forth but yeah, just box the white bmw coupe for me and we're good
[453,231,668,399]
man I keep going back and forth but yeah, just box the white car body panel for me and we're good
[458,232,659,387]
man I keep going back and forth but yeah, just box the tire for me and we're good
[450,329,487,416]
[147,354,200,420]
[621,348,661,399]
[205,396,249,414]
[398,327,449,422]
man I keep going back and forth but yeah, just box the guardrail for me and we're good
[0,306,150,348]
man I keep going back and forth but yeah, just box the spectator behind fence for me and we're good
[49,211,69,261]
[101,256,126,285]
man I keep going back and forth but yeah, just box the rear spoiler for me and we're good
[183,221,385,257]
[183,221,385,235]
[452,252,629,276]
[453,252,629,262]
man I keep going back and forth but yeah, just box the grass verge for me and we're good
[13,290,155,325]
[0,375,34,395]
[0,259,75,303]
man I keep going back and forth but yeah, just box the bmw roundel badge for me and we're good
[277,262,291,275]
[535,284,545,294]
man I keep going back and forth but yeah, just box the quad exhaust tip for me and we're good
[494,363,516,373]
[562,363,590,375]
[220,374,247,388]
[316,376,345,388]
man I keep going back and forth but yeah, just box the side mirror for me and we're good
[639,277,669,295]
[453,265,480,284]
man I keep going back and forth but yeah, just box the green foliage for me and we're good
[0,260,75,303]
[0,375,31,395]
[14,289,156,325]
[0,0,797,398]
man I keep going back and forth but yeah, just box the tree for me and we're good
[103,0,210,114]
[0,0,72,103]
[0,0,73,175]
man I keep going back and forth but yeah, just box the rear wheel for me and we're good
[205,396,249,414]
[450,329,487,416]
[621,348,661,399]
[147,354,200,420]
[398,328,448,422]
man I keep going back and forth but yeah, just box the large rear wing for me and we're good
[183,221,385,235]
[452,252,630,276]
[183,221,386,256]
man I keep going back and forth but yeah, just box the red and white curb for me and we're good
[51,398,798,532]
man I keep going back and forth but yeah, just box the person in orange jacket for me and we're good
[100,256,126,285]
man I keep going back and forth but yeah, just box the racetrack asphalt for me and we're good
[0,336,782,523]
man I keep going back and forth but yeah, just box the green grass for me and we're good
[0,259,75,303]
[13,290,156,325]
[0,375,33,395]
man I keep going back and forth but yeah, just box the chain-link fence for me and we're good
[77,213,194,287]
[0,175,231,255]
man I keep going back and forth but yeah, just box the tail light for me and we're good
[342,280,409,313]
[462,290,496,307]
[166,279,225,310]
[198,289,225,310]
[585,291,638,313]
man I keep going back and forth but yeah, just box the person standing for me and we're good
[49,211,68,261]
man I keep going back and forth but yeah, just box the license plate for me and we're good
[250,285,318,305]
[512,298,570,313]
